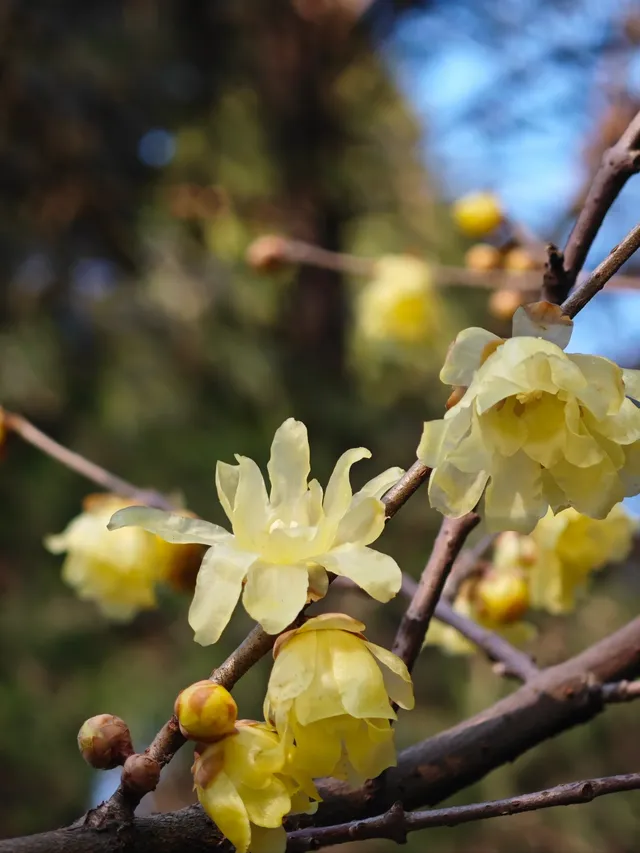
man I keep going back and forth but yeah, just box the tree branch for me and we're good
[380,460,430,519]
[392,513,480,672]
[287,772,640,850]
[601,679,640,704]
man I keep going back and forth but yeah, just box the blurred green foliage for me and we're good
[1,3,639,851]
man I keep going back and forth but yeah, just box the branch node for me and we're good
[542,243,569,304]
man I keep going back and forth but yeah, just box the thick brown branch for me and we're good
[544,109,640,303]
[392,513,480,672]
[287,772,640,850]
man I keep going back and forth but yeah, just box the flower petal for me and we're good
[568,354,624,418]
[216,461,240,523]
[232,456,271,548]
[330,631,393,719]
[512,301,573,348]
[108,507,230,546]
[267,419,311,518]
[189,545,255,645]
[417,419,447,467]
[323,448,371,523]
[238,778,290,829]
[549,457,625,518]
[365,642,415,710]
[440,327,503,386]
[198,770,251,853]
[242,562,309,635]
[332,496,385,547]
[319,543,401,603]
[484,452,546,533]
[428,462,489,517]
[623,368,640,402]
[267,631,317,704]
[355,467,405,501]
[297,613,366,634]
[248,825,287,853]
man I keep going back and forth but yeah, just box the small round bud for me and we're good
[77,714,134,770]
[452,192,503,238]
[503,247,538,272]
[489,288,525,321]
[464,243,501,272]
[122,753,161,794]
[246,235,289,272]
[175,680,238,743]
[476,570,530,624]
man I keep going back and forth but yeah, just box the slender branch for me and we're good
[544,108,640,303]
[392,513,480,672]
[381,460,430,519]
[286,772,640,850]
[601,679,640,703]
[2,410,173,510]
[442,532,496,602]
[561,221,640,318]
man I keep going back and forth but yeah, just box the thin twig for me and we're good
[2,410,173,510]
[544,108,640,303]
[286,773,640,850]
[601,679,640,703]
[561,221,640,318]
[392,513,480,672]
[381,460,430,519]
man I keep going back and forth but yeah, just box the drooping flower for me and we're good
[356,255,446,346]
[45,494,204,620]
[108,419,403,644]
[418,302,640,533]
[452,191,503,237]
[264,613,414,786]
[193,721,318,853]
[494,505,636,614]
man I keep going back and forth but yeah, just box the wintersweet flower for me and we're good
[45,494,203,620]
[356,255,446,346]
[108,419,403,644]
[264,613,414,786]
[193,721,318,853]
[418,302,640,533]
[452,191,503,237]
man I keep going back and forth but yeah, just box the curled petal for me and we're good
[297,613,366,635]
[323,448,371,523]
[512,301,573,349]
[319,544,401,603]
[232,456,271,548]
[332,496,385,547]
[365,642,415,710]
[440,326,503,386]
[355,467,404,501]
[428,462,489,517]
[198,770,251,853]
[216,461,240,524]
[108,507,230,546]
[330,632,393,719]
[242,562,309,635]
[267,418,311,517]
[417,419,447,467]
[623,368,640,402]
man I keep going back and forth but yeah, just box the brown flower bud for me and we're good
[489,288,526,321]
[77,714,134,770]
[122,753,161,794]
[464,243,502,272]
[175,680,238,743]
[246,235,289,272]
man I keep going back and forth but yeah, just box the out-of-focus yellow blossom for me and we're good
[175,680,238,743]
[493,506,636,614]
[109,419,403,644]
[424,578,536,656]
[464,243,502,272]
[452,192,503,237]
[45,494,203,620]
[356,255,446,346]
[418,302,640,533]
[264,613,414,786]
[193,721,319,853]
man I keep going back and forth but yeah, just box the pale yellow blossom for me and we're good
[108,419,403,644]
[264,613,414,786]
[193,721,318,853]
[45,494,201,620]
[418,302,640,533]
[452,192,503,237]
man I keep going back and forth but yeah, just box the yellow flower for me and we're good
[109,419,403,644]
[45,494,201,620]
[494,506,636,614]
[356,255,445,345]
[418,302,640,533]
[264,613,414,786]
[452,191,503,237]
[193,721,318,853]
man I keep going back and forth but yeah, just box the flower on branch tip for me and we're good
[193,721,319,853]
[356,255,447,347]
[418,302,640,533]
[264,613,414,787]
[175,680,238,743]
[45,494,204,620]
[108,419,404,644]
[452,191,503,237]
[494,505,636,614]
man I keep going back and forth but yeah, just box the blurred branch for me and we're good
[2,410,174,511]
[544,108,640,303]
[287,772,640,850]
[392,513,480,672]
[442,532,496,602]
[602,679,640,703]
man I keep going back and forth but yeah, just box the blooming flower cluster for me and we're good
[108,418,403,643]
[418,302,640,533]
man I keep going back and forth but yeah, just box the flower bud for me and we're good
[122,753,161,794]
[503,247,538,272]
[464,243,501,272]
[246,235,289,272]
[77,714,134,769]
[452,192,503,237]
[175,680,238,743]
[489,288,526,321]
[476,570,530,624]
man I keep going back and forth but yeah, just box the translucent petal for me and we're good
[293,718,342,777]
[294,634,345,725]
[297,613,365,634]
[364,642,415,710]
[267,419,310,518]
[440,327,503,386]
[619,441,640,497]
[568,354,624,417]
[623,368,640,402]
[562,399,605,469]
[319,544,401,603]
[548,457,625,517]
[232,456,271,548]
[330,633,392,719]
[355,467,405,501]
[520,394,567,467]
[346,719,396,781]
[306,564,329,601]
[216,461,240,524]
[323,448,371,523]
[249,825,287,853]
[428,462,489,517]
[332,496,385,547]
[189,545,256,645]
[268,632,317,703]
[108,507,230,546]
[587,398,640,445]
[484,452,546,534]
[238,779,290,829]
[417,419,447,467]
[242,562,310,635]
[512,302,573,348]
[198,770,251,853]
[480,398,526,458]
